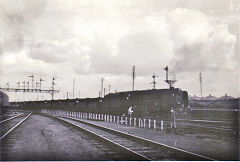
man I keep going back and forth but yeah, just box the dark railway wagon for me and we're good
[10,88,188,117]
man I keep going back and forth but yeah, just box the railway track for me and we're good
[45,114,214,161]
[0,113,23,124]
[0,112,32,141]
[175,122,239,139]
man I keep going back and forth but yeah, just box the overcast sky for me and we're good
[0,0,239,101]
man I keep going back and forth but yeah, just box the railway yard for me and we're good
[1,0,239,160]
[0,108,239,161]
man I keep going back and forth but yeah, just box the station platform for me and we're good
[78,117,238,161]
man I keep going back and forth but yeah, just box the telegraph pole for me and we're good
[132,65,135,91]
[73,79,75,99]
[101,78,104,98]
[200,72,203,100]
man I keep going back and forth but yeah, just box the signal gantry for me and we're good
[0,75,60,100]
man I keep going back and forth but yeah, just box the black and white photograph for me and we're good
[0,0,239,161]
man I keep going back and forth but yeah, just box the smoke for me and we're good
[167,9,237,73]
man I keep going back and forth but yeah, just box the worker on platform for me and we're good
[170,107,176,129]
[128,106,134,117]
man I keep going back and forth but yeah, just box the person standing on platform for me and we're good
[128,106,133,117]
[170,107,176,129]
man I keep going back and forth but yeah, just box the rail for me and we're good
[45,113,214,161]
[0,113,32,140]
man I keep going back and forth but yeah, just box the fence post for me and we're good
[149,119,151,128]
[129,117,132,126]
[161,120,163,130]
[113,116,116,123]
[143,119,146,128]
[121,116,123,124]
[117,116,119,124]
[134,118,136,127]
[125,117,128,125]
[154,120,156,129]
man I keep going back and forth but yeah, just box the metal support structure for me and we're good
[17,82,20,89]
[164,66,177,89]
[1,76,60,99]
[101,78,104,98]
[28,75,34,89]
[150,73,158,89]
[73,79,75,99]
[50,76,57,100]
[22,81,25,90]
[39,78,44,90]
[200,72,202,100]
[0,88,59,94]
[132,65,135,91]
[26,81,30,90]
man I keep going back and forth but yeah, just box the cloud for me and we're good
[0,0,239,100]
[0,0,46,55]
[165,8,237,73]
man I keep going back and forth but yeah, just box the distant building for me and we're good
[189,95,201,100]
[202,94,217,100]
[217,94,235,100]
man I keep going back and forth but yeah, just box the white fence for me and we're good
[40,109,165,130]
